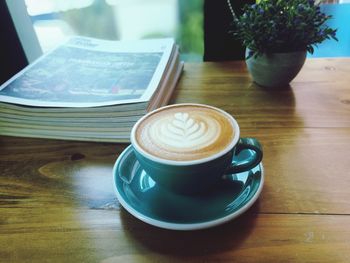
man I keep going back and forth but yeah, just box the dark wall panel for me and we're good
[0,1,28,85]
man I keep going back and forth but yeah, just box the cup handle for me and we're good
[224,138,263,174]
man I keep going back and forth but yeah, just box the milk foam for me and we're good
[149,112,220,150]
[135,105,235,161]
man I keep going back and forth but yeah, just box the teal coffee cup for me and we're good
[130,103,263,195]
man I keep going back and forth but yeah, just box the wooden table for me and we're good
[1,58,350,262]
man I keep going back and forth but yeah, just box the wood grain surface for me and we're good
[1,58,350,262]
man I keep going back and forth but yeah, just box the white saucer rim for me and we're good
[113,145,264,231]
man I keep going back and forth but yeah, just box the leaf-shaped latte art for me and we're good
[170,112,205,139]
[150,112,220,149]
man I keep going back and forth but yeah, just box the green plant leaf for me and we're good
[230,0,338,57]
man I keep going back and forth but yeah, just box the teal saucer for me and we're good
[113,145,264,231]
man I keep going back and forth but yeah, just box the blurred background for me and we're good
[8,0,350,61]
[24,0,204,61]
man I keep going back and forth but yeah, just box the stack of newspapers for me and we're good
[0,36,183,142]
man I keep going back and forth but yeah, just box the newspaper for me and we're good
[0,36,175,108]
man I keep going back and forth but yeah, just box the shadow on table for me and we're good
[250,82,296,108]
[120,200,260,259]
[244,81,306,130]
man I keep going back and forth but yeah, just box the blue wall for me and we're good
[308,4,350,58]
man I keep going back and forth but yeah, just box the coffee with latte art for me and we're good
[134,104,236,161]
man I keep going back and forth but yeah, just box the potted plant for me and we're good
[229,0,337,87]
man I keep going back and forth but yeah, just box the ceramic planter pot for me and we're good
[245,49,307,88]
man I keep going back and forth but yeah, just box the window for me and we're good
[13,0,204,62]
